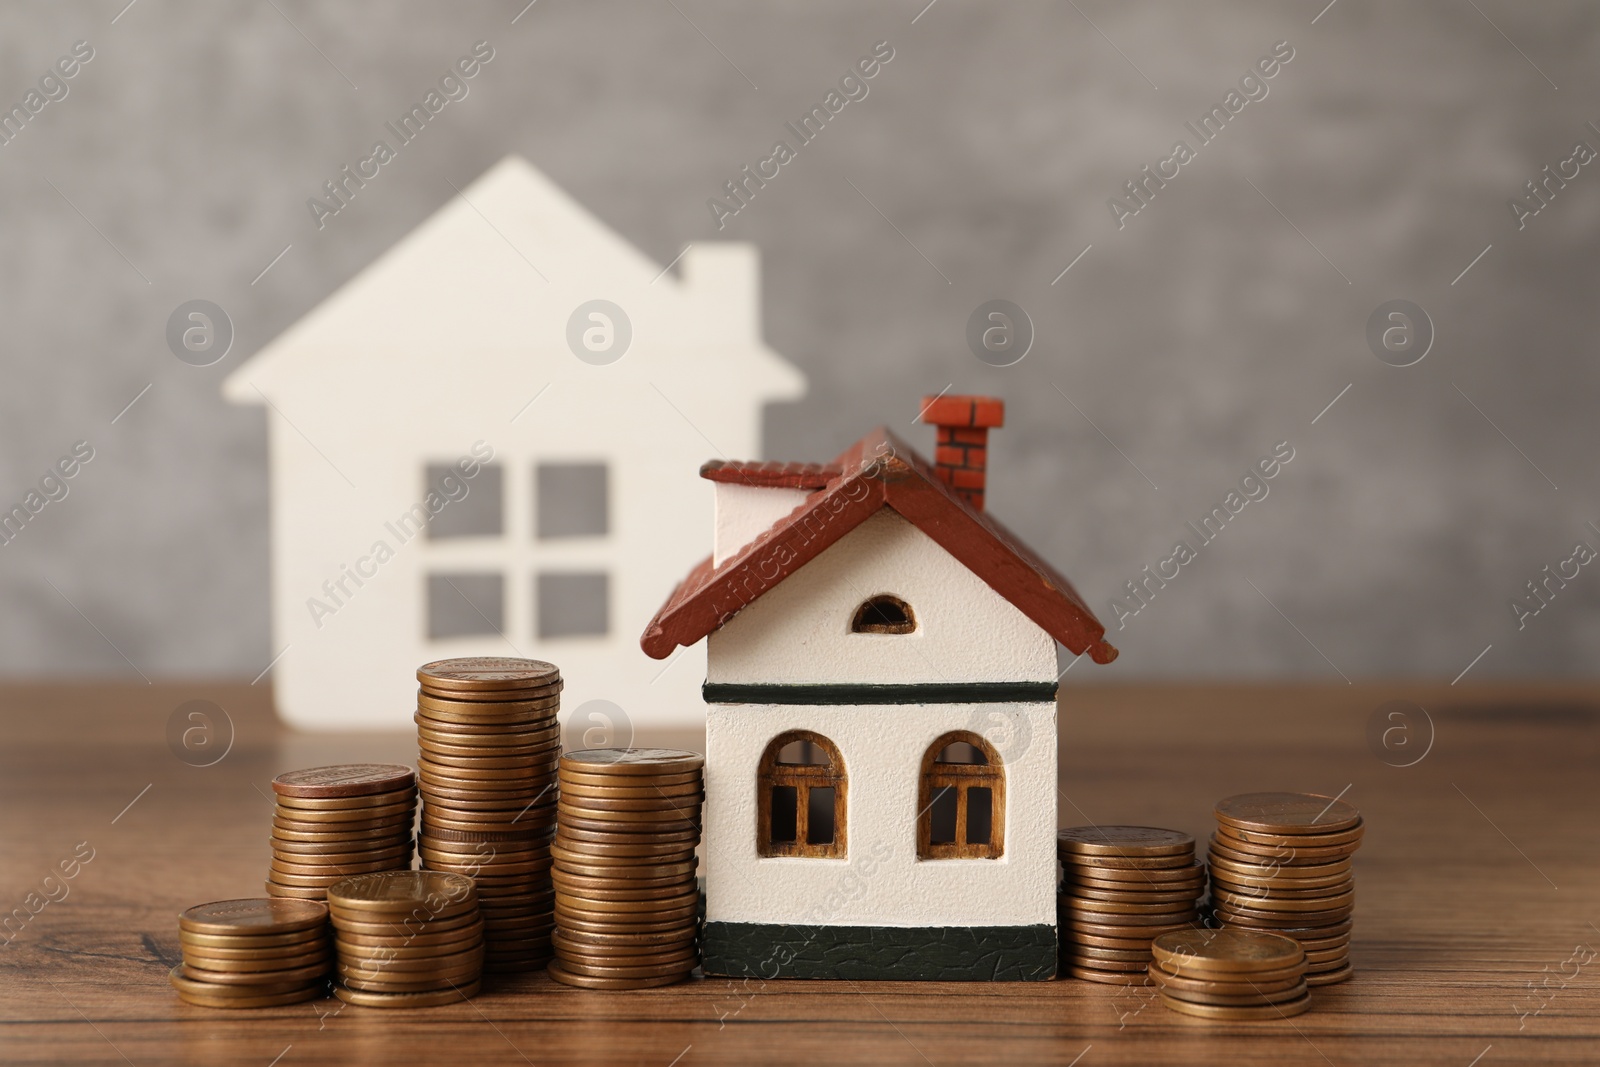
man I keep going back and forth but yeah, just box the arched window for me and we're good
[918,731,1004,859]
[851,594,916,634]
[758,731,846,858]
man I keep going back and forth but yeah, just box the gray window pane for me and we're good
[536,571,609,638]
[536,463,608,539]
[424,463,502,539]
[427,572,504,638]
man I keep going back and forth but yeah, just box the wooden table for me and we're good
[2,681,1596,1065]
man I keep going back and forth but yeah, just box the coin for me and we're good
[1151,929,1304,974]
[547,959,684,989]
[1071,945,1153,963]
[272,788,417,812]
[555,826,698,846]
[1057,826,1195,857]
[1158,990,1312,1019]
[1220,819,1364,848]
[1150,961,1306,990]
[419,655,560,687]
[177,934,327,957]
[1210,832,1361,863]
[174,986,327,1008]
[1206,851,1351,880]
[1065,966,1150,986]
[561,749,704,775]
[1065,931,1162,951]
[328,871,477,913]
[272,764,416,799]
[557,780,705,799]
[1156,980,1309,1007]
[1214,792,1361,835]
[1304,962,1353,986]
[1064,852,1195,870]
[181,947,331,972]
[333,981,480,1007]
[180,898,329,936]
[1064,956,1148,973]
[558,768,704,789]
[181,960,331,986]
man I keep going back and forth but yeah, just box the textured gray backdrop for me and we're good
[1,0,1596,683]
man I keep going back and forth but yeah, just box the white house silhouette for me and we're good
[226,155,805,729]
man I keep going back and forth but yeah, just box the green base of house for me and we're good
[700,922,1058,981]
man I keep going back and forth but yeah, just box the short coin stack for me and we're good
[1208,791,1363,986]
[172,898,330,1008]
[1057,826,1206,984]
[267,764,417,901]
[1150,928,1310,1019]
[328,870,484,1007]
[415,657,562,973]
[549,748,704,989]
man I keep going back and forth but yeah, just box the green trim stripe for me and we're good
[702,681,1058,705]
[701,921,1057,981]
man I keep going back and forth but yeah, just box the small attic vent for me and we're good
[851,595,916,635]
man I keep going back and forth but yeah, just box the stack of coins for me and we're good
[1057,826,1206,984]
[171,898,330,1008]
[327,870,484,1007]
[1208,792,1362,987]
[549,749,704,989]
[1150,928,1310,1019]
[267,765,417,901]
[415,657,562,973]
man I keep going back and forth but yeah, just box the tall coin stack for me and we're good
[415,657,562,973]
[267,765,417,900]
[1149,928,1311,1020]
[549,749,704,989]
[1057,826,1206,984]
[172,898,330,1008]
[1208,791,1363,986]
[328,870,484,1008]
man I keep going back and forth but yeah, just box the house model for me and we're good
[641,395,1118,980]
[226,155,804,729]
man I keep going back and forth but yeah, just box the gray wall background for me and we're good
[1,0,1596,683]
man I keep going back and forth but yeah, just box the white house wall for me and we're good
[706,508,1059,686]
[703,701,1058,927]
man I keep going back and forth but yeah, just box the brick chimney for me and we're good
[918,394,1004,511]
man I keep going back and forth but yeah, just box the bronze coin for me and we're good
[554,826,699,846]
[553,924,697,947]
[555,948,697,972]
[1206,850,1352,880]
[552,941,694,963]
[1063,918,1198,938]
[272,788,416,811]
[270,837,412,857]
[177,932,328,956]
[417,656,560,690]
[553,913,699,936]
[416,691,561,715]
[1159,990,1311,1019]
[419,757,560,782]
[1064,861,1207,884]
[1063,955,1148,973]
[553,859,697,881]
[1214,903,1353,926]
[418,751,560,772]
[174,984,328,1008]
[179,898,328,936]
[340,968,483,993]
[182,953,331,979]
[1065,885,1200,906]
[1061,852,1195,870]
[1150,959,1307,989]
[1057,826,1194,858]
[557,780,705,800]
[550,843,696,865]
[560,749,704,776]
[1065,932,1163,951]
[1304,962,1353,986]
[1155,979,1309,1007]
[328,871,477,913]
[272,764,415,799]
[550,876,698,900]
[332,980,479,1007]
[168,964,326,997]
[1071,945,1153,963]
[546,959,685,989]
[180,960,331,986]
[271,802,415,825]
[1151,929,1304,974]
[559,796,704,816]
[557,815,700,836]
[330,910,483,937]
[1211,830,1361,863]
[269,825,413,846]
[1212,886,1355,912]
[1065,966,1151,986]
[335,930,484,954]
[1214,792,1361,835]
[263,883,338,901]
[339,943,485,972]
[554,896,700,920]
[1062,902,1199,923]
[1208,837,1354,869]
[554,954,697,979]
[1211,878,1355,903]
[422,824,552,843]
[558,768,703,789]
[269,863,409,886]
[1209,868,1353,892]
[1220,819,1364,848]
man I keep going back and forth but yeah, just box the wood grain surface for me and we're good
[2,681,1596,1066]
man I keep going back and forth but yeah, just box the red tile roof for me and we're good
[640,427,1119,665]
[700,460,841,490]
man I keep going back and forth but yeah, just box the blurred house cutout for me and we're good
[226,155,805,729]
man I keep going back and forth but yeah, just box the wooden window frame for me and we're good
[757,731,847,859]
[851,594,916,635]
[917,730,1005,860]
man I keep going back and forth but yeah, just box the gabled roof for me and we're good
[640,427,1119,664]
